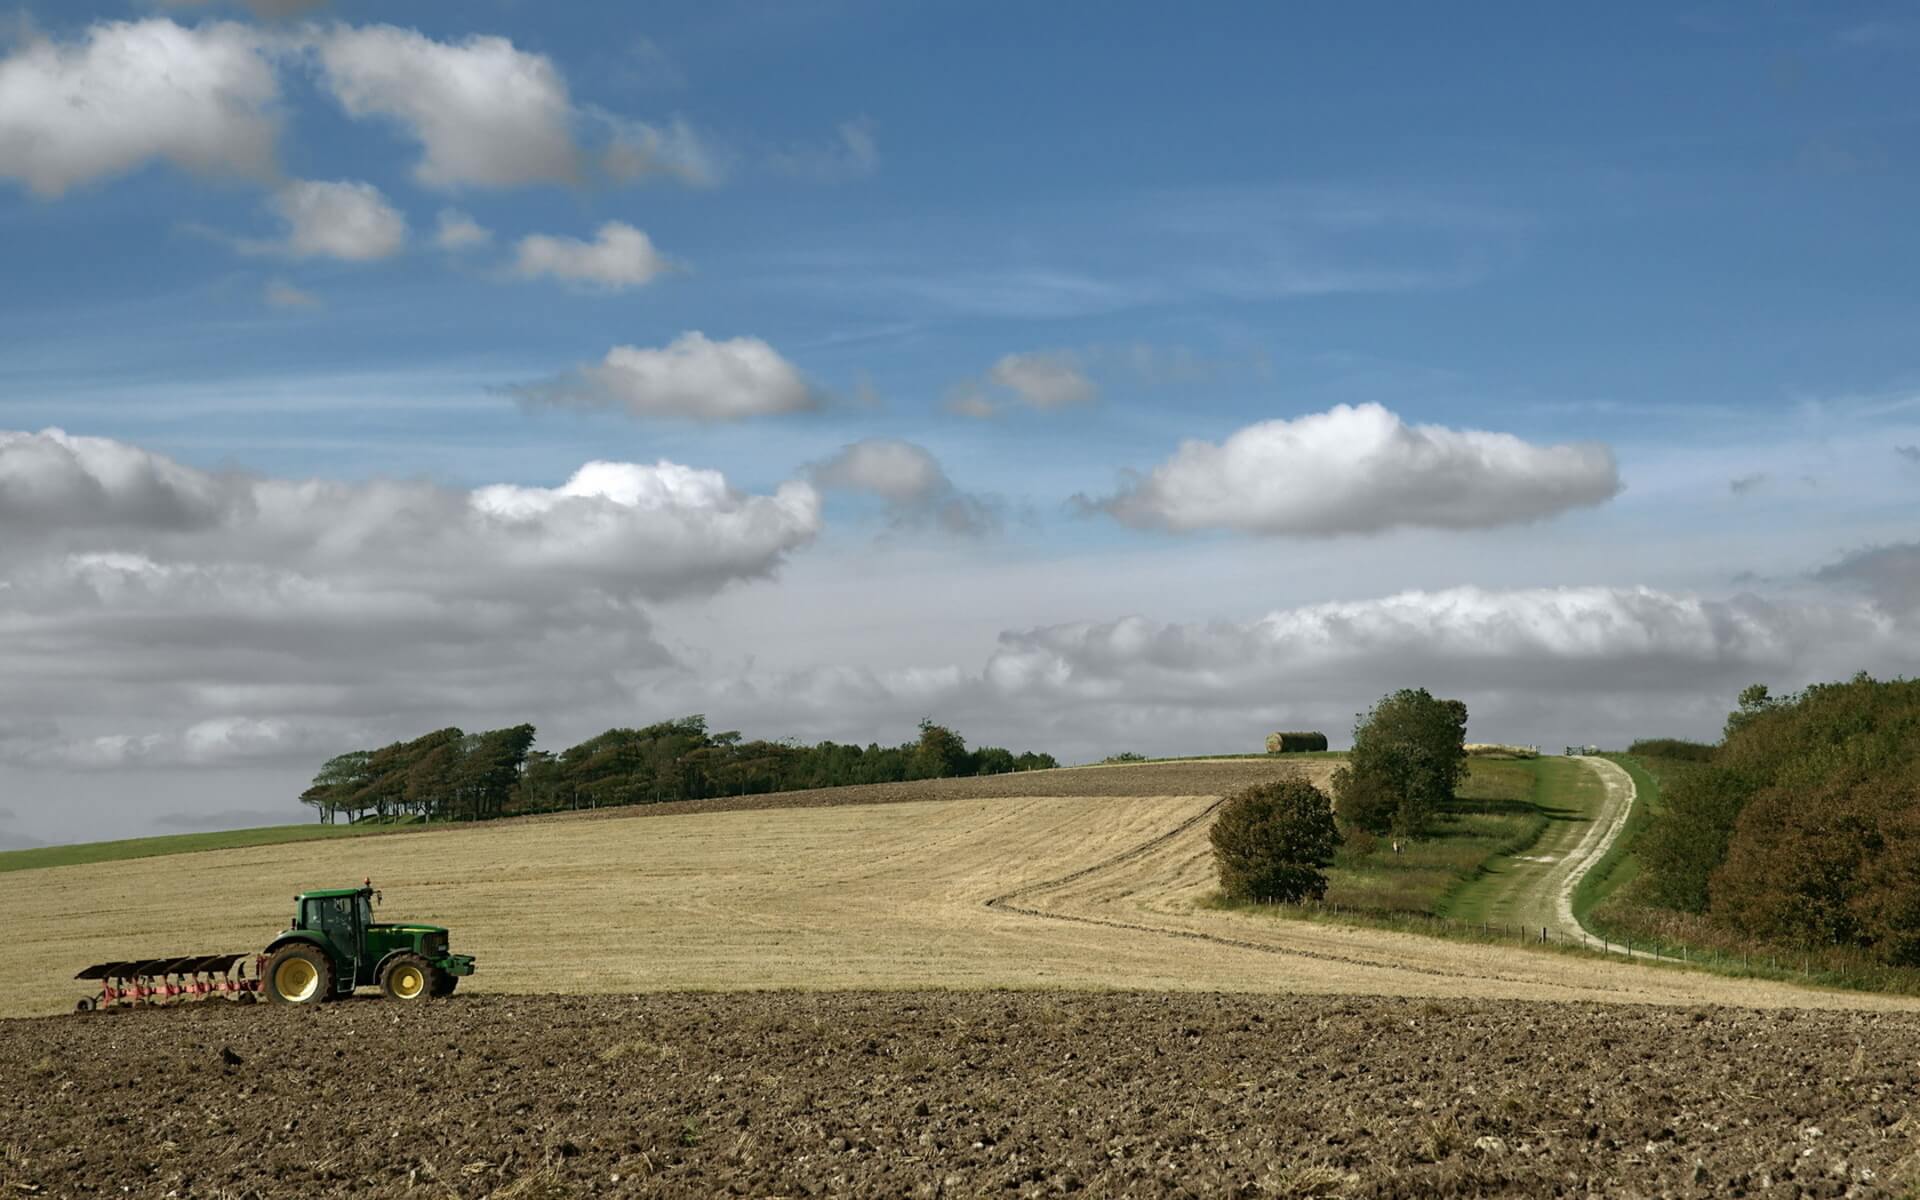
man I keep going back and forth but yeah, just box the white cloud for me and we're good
[1093,403,1621,535]
[0,429,823,775]
[313,24,580,189]
[513,221,670,289]
[513,332,819,422]
[808,440,999,536]
[988,351,1098,409]
[769,117,878,181]
[601,114,722,187]
[0,18,279,198]
[667,580,1917,766]
[1815,542,1920,615]
[260,179,406,261]
[945,386,999,420]
[433,208,492,251]
[264,279,320,309]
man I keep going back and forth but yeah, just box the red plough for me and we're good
[73,953,260,1011]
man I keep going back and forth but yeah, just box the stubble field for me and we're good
[2,759,1906,1018]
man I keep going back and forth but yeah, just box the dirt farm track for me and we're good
[7,759,1920,1196]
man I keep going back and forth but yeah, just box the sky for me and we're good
[2,1,1918,847]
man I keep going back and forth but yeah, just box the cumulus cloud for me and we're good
[1897,445,1920,466]
[808,440,999,536]
[259,179,406,261]
[1091,403,1621,536]
[433,209,491,251]
[264,279,320,309]
[313,24,580,189]
[945,385,999,420]
[0,18,280,198]
[601,114,721,187]
[1815,542,1920,614]
[513,332,819,421]
[945,351,1097,418]
[0,429,823,776]
[988,351,1098,408]
[512,222,671,289]
[634,578,1920,771]
[1729,472,1768,496]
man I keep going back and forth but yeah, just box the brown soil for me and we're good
[4,991,1914,1198]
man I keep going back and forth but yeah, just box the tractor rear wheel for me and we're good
[379,954,441,1003]
[263,945,332,1005]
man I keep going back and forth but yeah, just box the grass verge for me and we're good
[1319,758,1546,914]
[0,821,432,875]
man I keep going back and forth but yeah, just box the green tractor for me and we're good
[259,880,475,1005]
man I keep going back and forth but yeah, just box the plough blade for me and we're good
[74,953,260,1011]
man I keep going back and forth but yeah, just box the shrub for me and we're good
[1210,777,1341,903]
[1102,751,1147,764]
[1333,688,1468,837]
[1627,738,1716,763]
[1265,731,1329,754]
[1639,675,1920,965]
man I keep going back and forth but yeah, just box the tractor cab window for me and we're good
[356,894,373,929]
[309,896,357,938]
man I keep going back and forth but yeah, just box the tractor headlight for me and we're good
[425,933,448,956]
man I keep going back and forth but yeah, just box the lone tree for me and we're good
[1210,777,1341,903]
[1332,688,1468,837]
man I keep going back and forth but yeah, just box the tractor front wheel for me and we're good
[431,972,458,998]
[379,954,441,1003]
[263,945,332,1005]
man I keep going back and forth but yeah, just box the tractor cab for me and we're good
[260,880,475,1005]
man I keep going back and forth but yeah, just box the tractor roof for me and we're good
[296,886,371,900]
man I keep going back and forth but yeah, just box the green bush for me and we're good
[1627,738,1716,762]
[1210,777,1341,903]
[1265,731,1329,754]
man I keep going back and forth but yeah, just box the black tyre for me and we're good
[263,944,333,1005]
[75,997,95,1013]
[431,972,458,998]
[379,953,441,1003]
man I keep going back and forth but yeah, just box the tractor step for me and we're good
[74,953,261,1011]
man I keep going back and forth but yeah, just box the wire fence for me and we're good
[1261,898,1920,993]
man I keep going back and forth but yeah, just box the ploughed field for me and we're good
[2,759,1913,1018]
[3,991,1916,1198]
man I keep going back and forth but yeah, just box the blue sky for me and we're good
[1,2,1918,843]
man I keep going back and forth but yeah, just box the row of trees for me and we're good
[300,717,1057,824]
[1638,674,1920,965]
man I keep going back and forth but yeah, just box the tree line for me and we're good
[300,716,1058,824]
[1637,674,1920,967]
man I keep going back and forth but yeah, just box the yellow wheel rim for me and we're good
[391,965,425,1000]
[275,957,320,1002]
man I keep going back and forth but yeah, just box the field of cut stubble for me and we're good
[2,759,1907,1020]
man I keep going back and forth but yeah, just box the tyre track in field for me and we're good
[981,796,1614,992]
